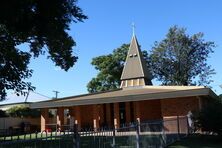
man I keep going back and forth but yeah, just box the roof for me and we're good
[120,35,152,84]
[30,86,217,109]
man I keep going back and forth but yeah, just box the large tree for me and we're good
[87,44,150,93]
[0,0,87,100]
[149,26,215,86]
[195,97,222,135]
[219,94,222,101]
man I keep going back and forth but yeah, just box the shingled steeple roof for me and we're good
[120,35,152,87]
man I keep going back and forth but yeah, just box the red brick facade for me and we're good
[40,96,202,131]
[139,100,162,121]
[161,97,199,116]
[41,108,49,131]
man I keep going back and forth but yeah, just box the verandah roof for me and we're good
[30,86,217,109]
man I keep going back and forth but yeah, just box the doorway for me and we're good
[119,102,126,126]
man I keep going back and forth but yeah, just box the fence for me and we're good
[0,130,77,148]
[0,116,190,148]
[77,116,189,148]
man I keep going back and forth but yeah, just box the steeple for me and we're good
[120,35,152,88]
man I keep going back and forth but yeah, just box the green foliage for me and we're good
[195,98,222,135]
[87,44,150,93]
[6,106,40,118]
[0,0,87,100]
[0,109,8,117]
[149,26,215,86]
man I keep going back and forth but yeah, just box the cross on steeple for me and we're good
[132,22,135,36]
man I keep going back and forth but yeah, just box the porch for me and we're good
[40,100,162,132]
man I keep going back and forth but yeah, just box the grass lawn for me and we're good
[0,133,74,148]
[0,132,69,140]
[79,134,165,148]
[168,134,222,148]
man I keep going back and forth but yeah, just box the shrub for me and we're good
[0,109,8,117]
[6,106,40,118]
[195,98,222,135]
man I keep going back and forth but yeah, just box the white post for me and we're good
[136,120,140,148]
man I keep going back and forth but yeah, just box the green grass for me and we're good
[79,134,164,148]
[168,134,222,148]
[79,135,138,148]
[0,132,65,141]
[0,133,44,140]
[0,133,74,148]
[0,132,189,148]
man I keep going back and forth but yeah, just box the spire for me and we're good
[132,22,135,36]
[120,35,152,88]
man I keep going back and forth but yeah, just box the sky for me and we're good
[2,0,222,104]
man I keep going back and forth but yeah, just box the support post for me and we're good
[106,104,112,127]
[114,103,120,129]
[112,128,116,148]
[186,116,190,135]
[41,108,49,132]
[75,106,81,130]
[136,119,140,148]
[162,119,166,147]
[125,102,131,124]
[69,107,75,131]
[93,105,100,131]
[57,107,64,131]
[73,123,80,148]
[134,102,141,124]
[177,116,180,140]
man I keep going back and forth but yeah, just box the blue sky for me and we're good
[2,0,222,103]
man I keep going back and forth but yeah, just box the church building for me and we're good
[30,35,217,132]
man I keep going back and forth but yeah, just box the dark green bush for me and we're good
[195,98,222,135]
[6,106,40,118]
[219,94,222,101]
[0,109,8,117]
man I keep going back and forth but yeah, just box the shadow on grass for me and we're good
[168,134,222,148]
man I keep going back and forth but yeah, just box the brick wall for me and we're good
[43,96,200,130]
[139,100,162,121]
[161,97,199,116]
[80,105,93,128]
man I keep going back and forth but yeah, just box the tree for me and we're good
[0,0,87,100]
[219,94,222,102]
[0,109,8,117]
[87,44,150,93]
[6,106,40,118]
[194,98,222,135]
[149,26,215,86]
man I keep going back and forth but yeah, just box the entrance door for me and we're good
[119,102,126,126]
